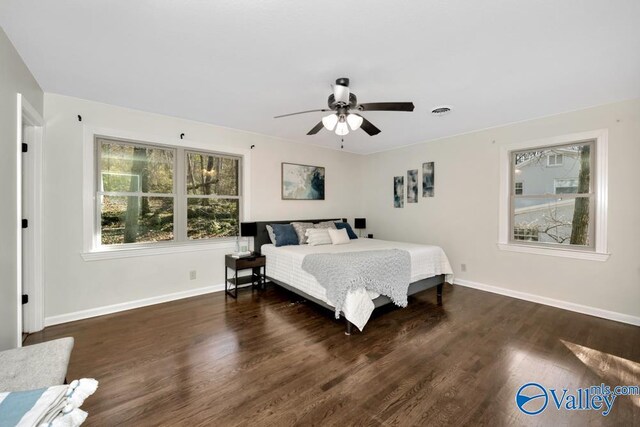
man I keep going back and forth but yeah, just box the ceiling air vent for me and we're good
[431,105,452,116]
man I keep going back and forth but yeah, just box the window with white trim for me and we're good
[511,140,594,248]
[547,153,564,166]
[513,227,539,242]
[554,178,578,194]
[514,182,523,195]
[499,130,608,260]
[96,137,241,247]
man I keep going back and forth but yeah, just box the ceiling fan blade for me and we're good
[359,115,381,136]
[307,121,325,135]
[274,109,330,119]
[357,102,415,112]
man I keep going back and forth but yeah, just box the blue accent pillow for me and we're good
[271,224,299,247]
[334,222,358,239]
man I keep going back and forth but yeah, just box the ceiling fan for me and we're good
[274,77,415,136]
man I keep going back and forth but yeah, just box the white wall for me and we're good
[43,94,364,321]
[0,27,44,350]
[43,93,639,325]
[362,99,640,321]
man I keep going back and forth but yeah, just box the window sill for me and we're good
[497,243,610,261]
[81,239,237,261]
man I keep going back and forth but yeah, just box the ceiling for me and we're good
[2,0,639,154]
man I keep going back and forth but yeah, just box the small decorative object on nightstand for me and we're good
[225,254,266,299]
[234,222,256,257]
[241,222,257,250]
[354,218,366,237]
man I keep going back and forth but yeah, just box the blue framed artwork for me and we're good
[423,162,434,197]
[394,176,404,208]
[407,169,418,203]
[281,162,325,200]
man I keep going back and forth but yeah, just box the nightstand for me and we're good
[224,254,266,299]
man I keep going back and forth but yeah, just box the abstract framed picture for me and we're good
[394,176,404,208]
[407,169,418,203]
[281,162,325,200]
[423,162,434,197]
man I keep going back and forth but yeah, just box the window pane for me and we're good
[186,152,239,196]
[100,140,174,194]
[513,197,591,246]
[554,178,579,194]
[514,182,523,195]
[187,198,239,239]
[512,142,592,196]
[101,196,174,245]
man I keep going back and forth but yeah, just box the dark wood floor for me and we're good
[26,283,640,426]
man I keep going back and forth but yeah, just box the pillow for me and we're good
[291,222,314,245]
[334,222,358,239]
[0,378,98,427]
[266,225,276,244]
[328,228,350,245]
[314,220,338,230]
[271,224,299,247]
[305,228,332,246]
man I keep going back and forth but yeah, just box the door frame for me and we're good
[17,93,45,342]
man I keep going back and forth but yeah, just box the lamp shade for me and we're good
[335,121,349,136]
[240,222,257,237]
[354,218,366,229]
[346,114,363,131]
[322,114,338,131]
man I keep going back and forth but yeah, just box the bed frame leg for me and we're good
[345,319,353,335]
[437,283,443,306]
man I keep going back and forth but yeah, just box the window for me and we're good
[514,182,523,195]
[185,151,240,240]
[96,137,241,247]
[547,153,564,166]
[554,178,579,194]
[513,227,539,242]
[499,129,609,261]
[511,141,593,247]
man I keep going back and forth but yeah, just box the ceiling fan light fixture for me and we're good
[322,114,338,131]
[346,113,363,131]
[335,121,349,136]
[274,77,414,137]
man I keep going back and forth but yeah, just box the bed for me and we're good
[255,219,454,334]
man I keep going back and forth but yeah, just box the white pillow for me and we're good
[291,222,314,244]
[314,221,338,229]
[305,228,332,246]
[266,225,276,244]
[328,228,350,245]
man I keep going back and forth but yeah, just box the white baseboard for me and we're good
[44,283,225,327]
[454,278,640,327]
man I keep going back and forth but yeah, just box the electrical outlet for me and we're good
[189,270,197,280]
[461,263,467,272]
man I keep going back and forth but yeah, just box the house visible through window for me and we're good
[547,153,564,166]
[514,182,523,195]
[554,178,579,194]
[96,137,241,247]
[511,140,595,248]
[513,227,539,242]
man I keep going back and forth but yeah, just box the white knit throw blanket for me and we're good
[301,249,411,318]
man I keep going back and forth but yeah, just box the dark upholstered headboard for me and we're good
[254,218,347,254]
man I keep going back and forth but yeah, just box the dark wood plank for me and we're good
[25,284,640,426]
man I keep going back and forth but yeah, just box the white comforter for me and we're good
[261,238,454,331]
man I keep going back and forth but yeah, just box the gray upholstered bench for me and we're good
[0,337,74,392]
